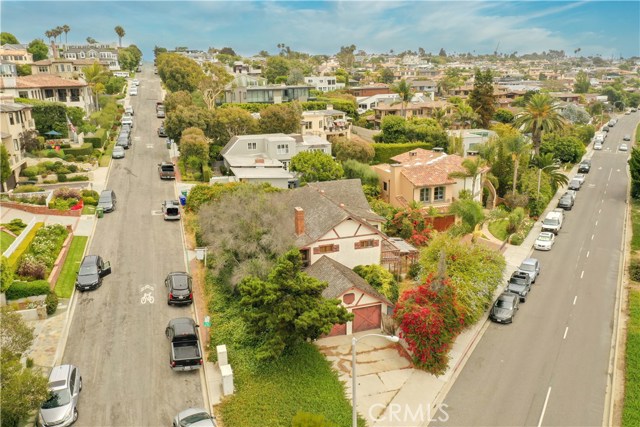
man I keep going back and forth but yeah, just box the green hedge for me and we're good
[6,280,50,300]
[7,223,44,267]
[84,137,102,149]
[372,142,431,164]
[63,143,93,157]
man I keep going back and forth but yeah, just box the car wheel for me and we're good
[167,299,171,306]
[72,408,78,423]
[79,376,82,392]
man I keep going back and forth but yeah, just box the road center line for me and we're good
[599,209,602,214]
[592,234,595,240]
[538,387,552,427]
[595,220,598,227]
[563,327,569,339]
[581,270,584,279]
[608,169,612,181]
[573,295,578,305]
[586,251,590,258]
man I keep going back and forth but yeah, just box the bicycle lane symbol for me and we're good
[140,284,155,304]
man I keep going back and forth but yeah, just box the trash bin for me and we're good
[181,190,188,197]
[96,207,104,218]
[166,140,172,149]
[179,195,186,206]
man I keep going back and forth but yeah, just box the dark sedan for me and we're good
[76,255,111,291]
[578,160,591,173]
[166,272,193,305]
[489,292,519,324]
[506,272,532,302]
[557,193,575,210]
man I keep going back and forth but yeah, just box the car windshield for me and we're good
[161,165,174,172]
[542,219,558,226]
[41,389,71,409]
[99,195,111,203]
[496,299,512,309]
[79,264,97,276]
[166,207,179,215]
[172,276,190,290]
[520,264,535,272]
[510,276,528,285]
[538,234,552,241]
[180,412,211,427]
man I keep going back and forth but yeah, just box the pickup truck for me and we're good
[156,101,165,118]
[541,209,564,235]
[158,162,176,179]
[165,318,203,371]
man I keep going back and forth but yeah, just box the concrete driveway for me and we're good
[316,331,413,424]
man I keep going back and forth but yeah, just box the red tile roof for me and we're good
[389,148,471,187]
[14,75,86,88]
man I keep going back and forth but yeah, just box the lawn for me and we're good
[488,219,509,241]
[0,230,16,253]
[54,236,88,298]
[207,275,360,427]
[623,289,640,426]
[631,201,640,252]
[99,141,114,167]
[82,204,96,215]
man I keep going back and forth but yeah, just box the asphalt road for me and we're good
[436,113,639,427]
[62,64,204,426]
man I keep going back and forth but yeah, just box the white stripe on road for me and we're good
[595,221,598,227]
[563,327,569,340]
[608,169,612,181]
[573,295,578,305]
[538,387,552,427]
[581,270,584,279]
[586,251,590,258]
[592,234,595,240]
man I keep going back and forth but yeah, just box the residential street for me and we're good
[61,65,204,426]
[436,115,637,427]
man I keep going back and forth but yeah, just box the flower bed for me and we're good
[15,224,69,281]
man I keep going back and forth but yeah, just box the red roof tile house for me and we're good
[0,75,93,113]
[373,148,488,211]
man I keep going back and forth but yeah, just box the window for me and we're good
[355,239,378,249]
[13,139,20,151]
[9,114,14,125]
[38,66,48,73]
[419,188,430,202]
[44,89,54,99]
[315,244,338,254]
[70,89,80,102]
[303,121,312,130]
[434,186,445,201]
[282,161,289,170]
[383,182,388,191]
[18,91,28,99]
[247,142,257,150]
[277,144,289,154]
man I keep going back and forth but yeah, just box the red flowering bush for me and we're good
[393,274,465,375]
[386,206,433,247]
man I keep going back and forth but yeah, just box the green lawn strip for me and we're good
[7,222,43,267]
[82,205,96,215]
[99,141,114,167]
[1,230,16,253]
[623,289,640,426]
[488,219,509,241]
[54,236,88,298]
[207,275,356,427]
[631,201,640,252]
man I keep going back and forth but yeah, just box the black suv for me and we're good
[506,272,532,302]
[76,255,111,291]
[557,193,574,210]
[578,160,591,173]
[165,272,193,305]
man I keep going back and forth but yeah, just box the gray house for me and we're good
[220,133,331,188]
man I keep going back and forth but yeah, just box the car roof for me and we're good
[499,292,517,301]
[48,365,73,386]
[82,255,99,264]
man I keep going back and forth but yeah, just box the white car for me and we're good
[566,189,577,201]
[620,143,629,152]
[112,146,125,159]
[594,141,603,150]
[124,105,134,116]
[129,87,138,96]
[121,114,133,128]
[573,173,586,185]
[534,232,555,251]
[132,79,139,86]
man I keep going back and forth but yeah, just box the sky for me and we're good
[2,1,639,59]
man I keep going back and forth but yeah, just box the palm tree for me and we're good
[44,30,54,45]
[62,24,70,50]
[86,37,97,45]
[453,102,479,129]
[83,62,108,110]
[448,156,486,198]
[503,135,530,194]
[114,26,125,47]
[390,79,414,118]
[513,93,566,156]
[531,153,568,195]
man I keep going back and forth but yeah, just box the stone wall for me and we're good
[0,201,82,217]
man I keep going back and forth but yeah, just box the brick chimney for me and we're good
[255,157,265,167]
[294,207,304,236]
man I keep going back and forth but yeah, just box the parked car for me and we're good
[506,272,532,302]
[129,87,138,96]
[568,178,582,191]
[602,127,609,133]
[158,162,176,179]
[165,317,203,371]
[75,255,111,291]
[173,408,217,427]
[162,200,181,220]
[541,209,564,235]
[124,105,134,116]
[594,141,603,150]
[121,114,133,128]
[557,193,574,210]
[565,189,577,201]
[534,231,556,251]
[624,135,631,141]
[158,126,167,137]
[620,143,629,152]
[97,189,117,212]
[517,258,540,283]
[116,136,131,150]
[573,173,586,185]
[39,365,82,427]
[112,146,125,159]
[166,272,193,305]
[489,292,519,324]
[578,160,591,173]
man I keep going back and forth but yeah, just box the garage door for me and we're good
[353,305,381,333]
[326,323,346,337]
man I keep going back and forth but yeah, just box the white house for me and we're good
[303,76,345,93]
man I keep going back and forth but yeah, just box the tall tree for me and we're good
[0,145,10,190]
[156,53,205,93]
[259,102,302,134]
[290,151,344,184]
[82,62,109,109]
[448,156,486,198]
[513,93,565,155]
[468,68,496,128]
[390,79,414,118]
[629,147,640,199]
[62,24,70,50]
[27,39,49,61]
[237,249,352,361]
[336,44,356,71]
[573,70,590,93]
[86,37,97,45]
[503,135,530,194]
[114,25,125,47]
[452,102,479,129]
[530,153,568,194]
[199,62,234,110]
[1,32,19,44]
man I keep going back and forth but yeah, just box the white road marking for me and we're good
[563,327,569,339]
[592,234,595,240]
[595,220,598,226]
[599,209,602,214]
[146,144,154,148]
[608,169,613,180]
[140,284,154,292]
[573,295,578,305]
[134,136,141,141]
[581,271,584,279]
[151,210,164,215]
[538,387,552,427]
[586,251,590,258]
[141,293,154,304]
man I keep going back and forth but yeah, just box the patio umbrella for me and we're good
[44,130,62,137]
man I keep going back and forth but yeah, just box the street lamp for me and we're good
[351,333,400,427]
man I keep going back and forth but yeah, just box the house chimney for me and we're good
[294,207,305,236]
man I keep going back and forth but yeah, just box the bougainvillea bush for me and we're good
[393,274,464,375]
[385,205,433,247]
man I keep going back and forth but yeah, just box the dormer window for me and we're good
[247,142,256,150]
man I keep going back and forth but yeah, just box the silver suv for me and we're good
[39,364,82,427]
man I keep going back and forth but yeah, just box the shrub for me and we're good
[630,259,640,282]
[45,150,65,158]
[84,137,103,148]
[12,185,43,194]
[63,143,94,157]
[7,223,43,267]
[81,189,99,199]
[3,218,27,234]
[56,173,68,182]
[16,254,48,279]
[6,280,50,300]
[45,292,59,315]
[67,175,89,182]
[82,196,97,206]
[342,159,380,187]
[21,166,39,178]
[353,264,399,303]
[510,234,524,246]
[63,154,76,162]
[373,142,431,164]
